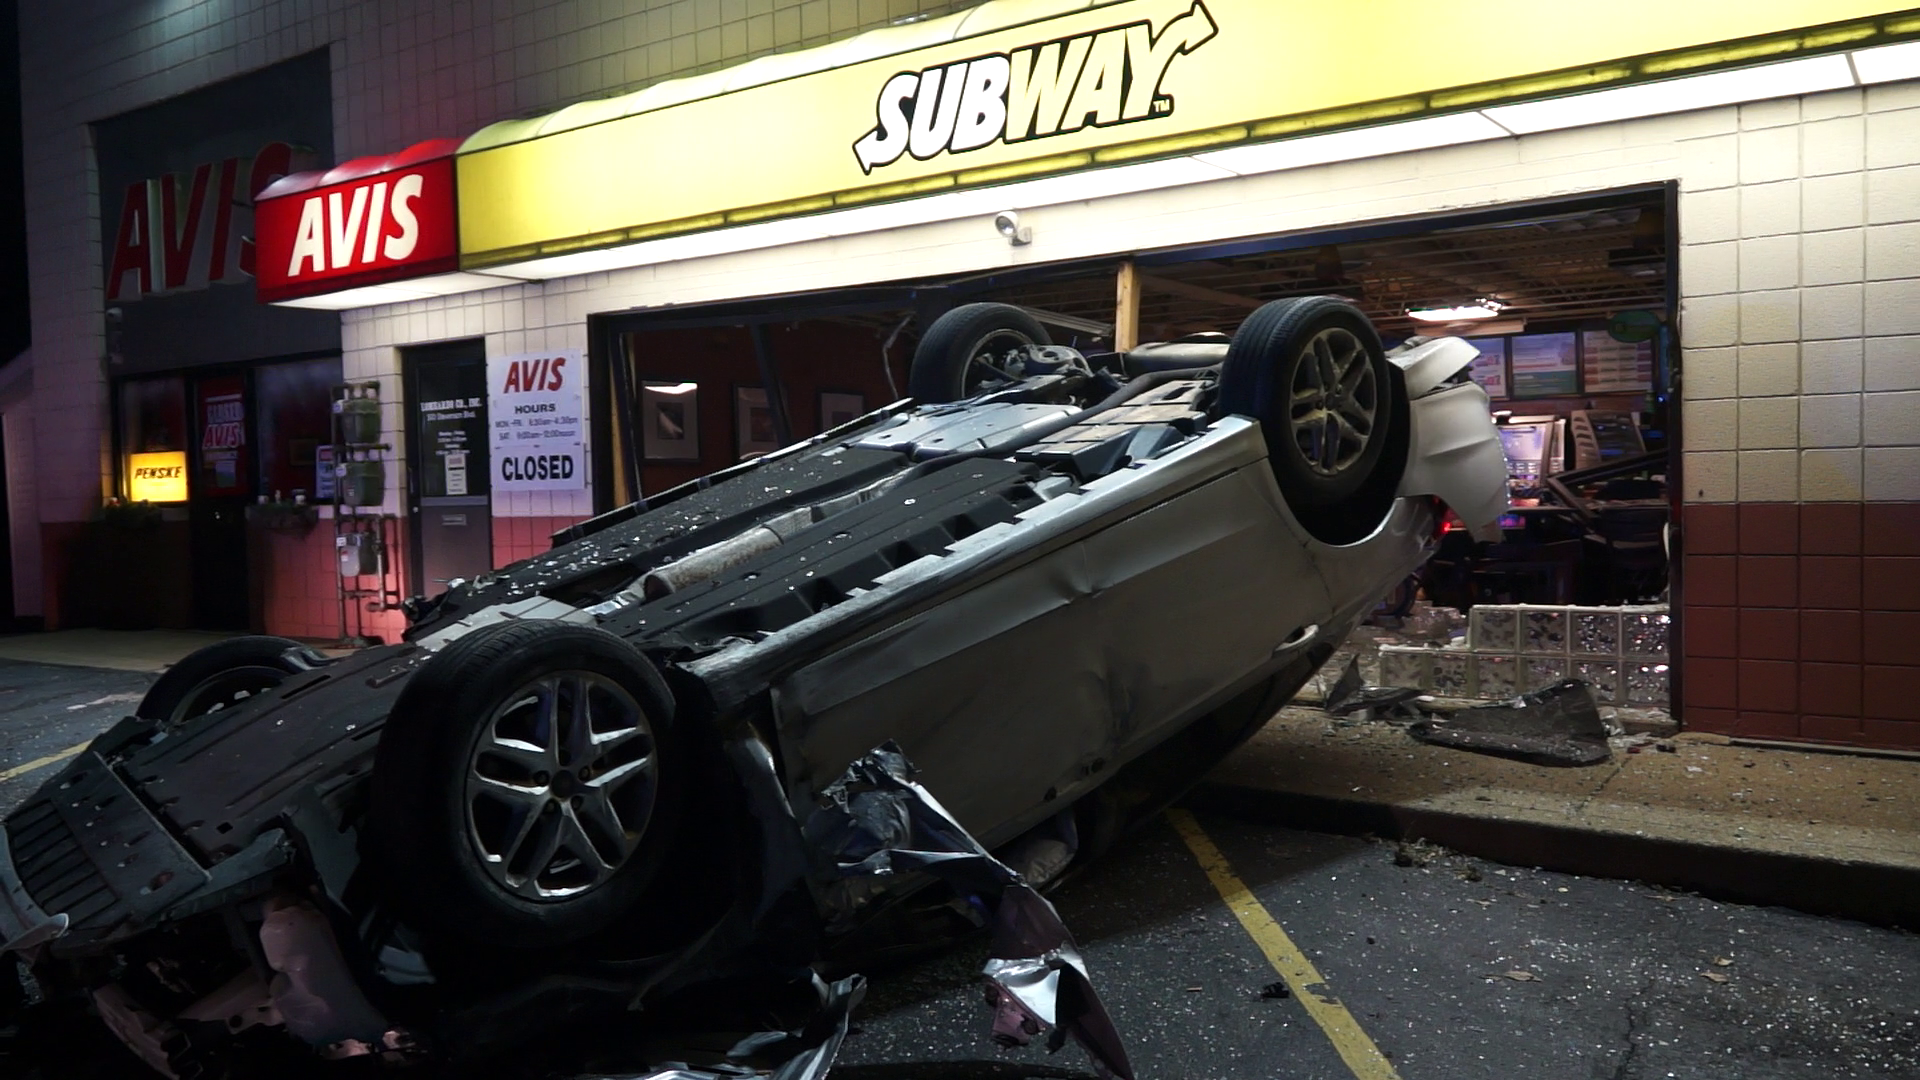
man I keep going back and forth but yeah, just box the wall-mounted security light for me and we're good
[994,210,1032,246]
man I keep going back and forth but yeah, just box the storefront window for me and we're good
[119,376,188,456]
[194,375,250,496]
[255,355,342,501]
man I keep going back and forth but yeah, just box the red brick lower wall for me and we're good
[254,524,344,641]
[257,516,408,645]
[491,514,591,569]
[1681,502,1920,750]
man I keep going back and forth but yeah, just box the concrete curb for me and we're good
[1184,781,1920,930]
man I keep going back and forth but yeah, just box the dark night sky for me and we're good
[0,0,26,365]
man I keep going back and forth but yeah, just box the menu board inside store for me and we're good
[1463,337,1508,400]
[1581,331,1654,394]
[1508,333,1579,398]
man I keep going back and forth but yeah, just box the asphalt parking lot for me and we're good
[3,657,1917,1079]
[842,812,1920,1080]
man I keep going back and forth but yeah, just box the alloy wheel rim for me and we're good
[463,671,659,901]
[1287,326,1377,477]
[959,328,1037,396]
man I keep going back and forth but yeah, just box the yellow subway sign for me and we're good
[852,3,1220,174]
[456,0,1919,266]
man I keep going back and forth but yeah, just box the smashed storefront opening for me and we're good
[219,0,1917,751]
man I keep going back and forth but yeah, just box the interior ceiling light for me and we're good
[1460,317,1527,336]
[1407,299,1505,321]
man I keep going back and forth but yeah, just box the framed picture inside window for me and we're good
[641,380,701,462]
[735,385,779,460]
[818,390,866,432]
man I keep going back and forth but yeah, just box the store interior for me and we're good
[597,186,1675,615]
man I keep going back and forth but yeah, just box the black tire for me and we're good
[136,635,321,727]
[907,303,1051,404]
[368,620,679,951]
[1216,297,1394,509]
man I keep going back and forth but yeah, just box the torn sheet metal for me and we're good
[1408,678,1611,766]
[805,743,1135,1080]
[590,974,865,1080]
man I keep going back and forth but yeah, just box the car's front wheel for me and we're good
[908,302,1052,404]
[1216,296,1394,509]
[368,620,679,951]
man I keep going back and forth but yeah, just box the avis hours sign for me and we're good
[488,350,586,492]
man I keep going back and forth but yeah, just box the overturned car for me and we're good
[0,297,1505,1078]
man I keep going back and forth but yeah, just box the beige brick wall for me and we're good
[1677,88,1920,506]
[334,85,1918,521]
[20,0,1920,544]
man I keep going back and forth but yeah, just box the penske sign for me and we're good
[127,451,188,503]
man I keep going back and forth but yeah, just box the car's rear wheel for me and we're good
[136,635,323,729]
[368,620,679,951]
[1216,296,1394,509]
[908,303,1051,404]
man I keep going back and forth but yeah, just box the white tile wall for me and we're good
[1865,336,1920,391]
[1675,85,1920,504]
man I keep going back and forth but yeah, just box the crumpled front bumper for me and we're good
[0,751,220,958]
[0,821,68,955]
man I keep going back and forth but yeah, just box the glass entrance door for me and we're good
[189,373,251,629]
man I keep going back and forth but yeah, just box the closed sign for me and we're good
[488,351,586,492]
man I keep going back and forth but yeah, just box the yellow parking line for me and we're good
[1167,808,1403,1080]
[0,740,92,783]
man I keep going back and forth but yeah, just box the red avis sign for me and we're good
[105,142,302,302]
[500,354,567,393]
[252,139,461,304]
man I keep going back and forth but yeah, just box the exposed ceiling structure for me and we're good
[971,202,1669,344]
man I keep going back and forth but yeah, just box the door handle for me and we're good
[1272,624,1319,657]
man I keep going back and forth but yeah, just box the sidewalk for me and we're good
[1192,704,1920,928]
[0,629,242,672]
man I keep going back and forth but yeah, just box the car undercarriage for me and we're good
[1,298,1507,1079]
